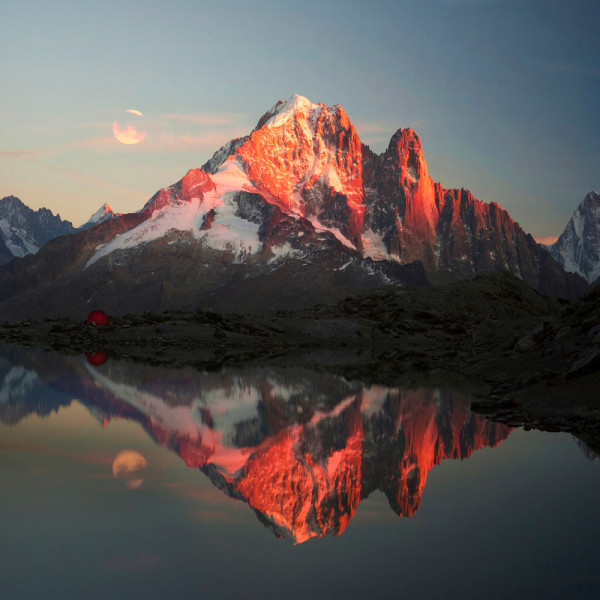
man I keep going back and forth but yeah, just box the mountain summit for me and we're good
[0,196,75,265]
[0,95,586,319]
[0,197,123,265]
[549,191,600,285]
[79,203,121,230]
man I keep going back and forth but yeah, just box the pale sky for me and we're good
[1,0,598,239]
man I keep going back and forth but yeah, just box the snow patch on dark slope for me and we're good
[79,203,121,230]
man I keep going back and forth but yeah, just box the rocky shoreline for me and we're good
[1,272,599,450]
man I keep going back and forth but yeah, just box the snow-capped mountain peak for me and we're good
[0,195,75,264]
[262,94,323,129]
[79,203,120,230]
[549,191,600,284]
[87,95,365,268]
[236,94,364,241]
[0,95,588,319]
[81,94,586,301]
[89,203,114,223]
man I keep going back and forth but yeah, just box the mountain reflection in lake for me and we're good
[0,344,508,543]
[0,344,598,599]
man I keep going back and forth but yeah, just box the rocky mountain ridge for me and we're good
[549,191,600,285]
[0,196,121,265]
[0,196,76,265]
[79,202,121,230]
[0,95,587,319]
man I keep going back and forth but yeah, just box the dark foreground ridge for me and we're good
[1,272,599,449]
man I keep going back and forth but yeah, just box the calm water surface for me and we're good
[0,344,598,599]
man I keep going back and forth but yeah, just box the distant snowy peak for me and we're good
[549,191,600,283]
[89,203,116,223]
[79,203,121,230]
[0,195,75,264]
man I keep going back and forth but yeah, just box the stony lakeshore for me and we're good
[1,272,599,452]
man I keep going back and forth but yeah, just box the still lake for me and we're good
[0,343,598,600]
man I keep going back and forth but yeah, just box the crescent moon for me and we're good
[113,121,146,145]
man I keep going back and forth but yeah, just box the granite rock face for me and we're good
[0,95,587,319]
[0,196,76,265]
[549,191,600,284]
[361,129,586,298]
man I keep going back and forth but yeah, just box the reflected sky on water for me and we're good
[0,344,598,599]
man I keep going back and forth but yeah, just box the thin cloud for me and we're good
[142,129,248,153]
[353,121,395,147]
[1,108,252,159]
[0,127,249,157]
[355,118,428,136]
[354,121,396,135]
[354,118,430,149]
[0,136,117,158]
[73,135,118,149]
[0,440,113,466]
[0,146,55,159]
[161,111,246,127]
[535,235,558,246]
[28,159,148,202]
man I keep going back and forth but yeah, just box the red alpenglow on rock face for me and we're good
[139,385,510,544]
[237,96,365,243]
[86,310,109,326]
